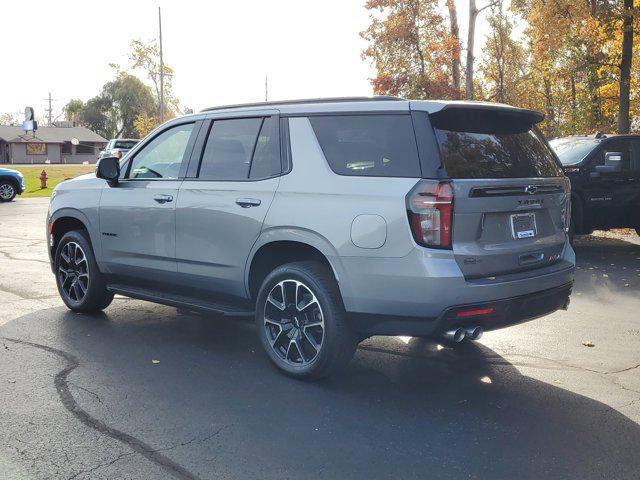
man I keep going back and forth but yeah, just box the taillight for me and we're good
[406,180,454,249]
[117,150,123,159]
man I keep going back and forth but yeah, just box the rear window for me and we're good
[431,109,562,178]
[309,115,421,177]
[114,140,138,149]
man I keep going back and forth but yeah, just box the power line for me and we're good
[265,74,268,102]
[159,7,164,124]
[43,92,55,126]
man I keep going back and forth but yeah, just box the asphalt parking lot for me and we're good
[1,198,639,480]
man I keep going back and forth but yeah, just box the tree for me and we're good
[101,74,156,138]
[466,0,498,99]
[618,0,634,133]
[81,96,113,139]
[445,0,462,95]
[63,99,85,124]
[478,2,527,104]
[0,112,20,125]
[68,74,156,139]
[133,112,158,138]
[128,39,180,120]
[361,0,459,99]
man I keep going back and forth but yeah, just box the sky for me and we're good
[0,0,493,122]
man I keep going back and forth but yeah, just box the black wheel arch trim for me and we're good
[48,209,99,270]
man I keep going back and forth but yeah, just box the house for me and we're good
[0,123,108,164]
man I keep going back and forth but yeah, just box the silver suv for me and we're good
[47,97,575,379]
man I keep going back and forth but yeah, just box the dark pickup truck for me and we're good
[550,134,640,238]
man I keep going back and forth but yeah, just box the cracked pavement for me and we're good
[0,198,639,479]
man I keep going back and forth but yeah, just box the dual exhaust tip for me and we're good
[443,326,483,343]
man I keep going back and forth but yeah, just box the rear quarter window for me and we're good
[431,109,562,179]
[309,115,421,177]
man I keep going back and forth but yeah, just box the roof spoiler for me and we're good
[437,103,545,124]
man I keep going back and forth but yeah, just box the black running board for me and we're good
[107,284,254,317]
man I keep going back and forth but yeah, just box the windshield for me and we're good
[549,138,599,166]
[114,140,138,149]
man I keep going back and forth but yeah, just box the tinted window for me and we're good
[309,115,421,177]
[199,118,262,180]
[76,143,94,154]
[550,138,599,165]
[249,117,281,178]
[594,138,640,172]
[114,140,138,149]
[128,123,193,179]
[431,110,562,178]
[630,140,640,171]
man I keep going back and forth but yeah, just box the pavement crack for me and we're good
[0,249,50,265]
[67,451,136,480]
[1,336,203,480]
[69,381,103,404]
[154,428,224,453]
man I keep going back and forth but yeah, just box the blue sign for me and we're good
[21,120,37,132]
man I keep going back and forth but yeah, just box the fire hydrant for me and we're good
[40,170,48,189]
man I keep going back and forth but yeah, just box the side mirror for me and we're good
[595,152,622,174]
[96,156,120,185]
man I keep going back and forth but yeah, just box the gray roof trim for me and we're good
[201,96,403,112]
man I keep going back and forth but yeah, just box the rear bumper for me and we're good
[337,239,575,336]
[350,282,573,336]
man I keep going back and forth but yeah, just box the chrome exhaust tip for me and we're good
[443,328,466,343]
[464,326,483,341]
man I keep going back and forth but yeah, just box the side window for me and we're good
[308,115,421,177]
[628,139,640,172]
[199,118,262,180]
[595,139,630,171]
[128,123,194,179]
[249,117,281,178]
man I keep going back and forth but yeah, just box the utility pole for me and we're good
[44,92,54,126]
[158,6,165,124]
[264,74,268,102]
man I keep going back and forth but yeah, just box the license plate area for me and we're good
[510,213,537,239]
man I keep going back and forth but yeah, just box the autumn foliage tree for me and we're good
[361,0,461,99]
[362,0,639,137]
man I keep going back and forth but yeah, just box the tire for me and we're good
[54,230,114,313]
[568,195,583,244]
[255,261,358,380]
[0,180,17,202]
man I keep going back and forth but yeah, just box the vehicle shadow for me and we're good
[572,233,640,298]
[4,304,637,480]
[573,235,640,302]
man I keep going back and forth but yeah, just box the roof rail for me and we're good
[201,96,404,112]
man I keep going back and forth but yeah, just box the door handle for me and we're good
[154,194,174,204]
[235,198,261,208]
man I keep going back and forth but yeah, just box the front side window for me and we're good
[128,123,194,179]
[593,139,640,172]
[309,115,421,177]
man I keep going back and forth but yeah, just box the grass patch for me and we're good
[9,165,95,198]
